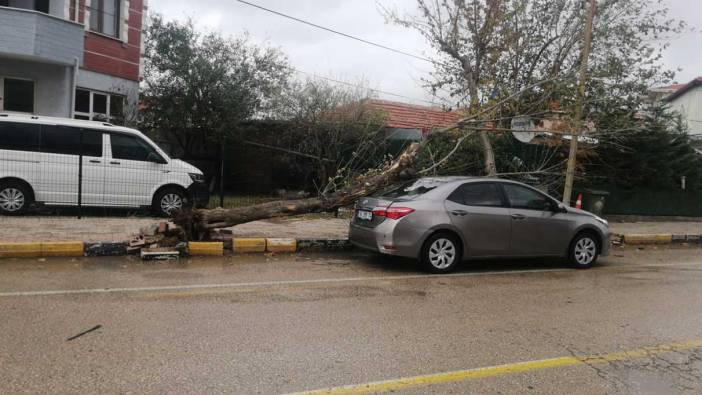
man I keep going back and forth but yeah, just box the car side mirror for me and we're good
[556,202,568,213]
[147,152,166,164]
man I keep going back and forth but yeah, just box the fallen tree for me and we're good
[173,139,435,240]
[172,78,565,240]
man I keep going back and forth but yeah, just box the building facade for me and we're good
[649,77,702,146]
[0,0,146,124]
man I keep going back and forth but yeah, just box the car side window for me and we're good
[0,122,40,152]
[110,133,156,161]
[447,183,504,207]
[502,184,551,210]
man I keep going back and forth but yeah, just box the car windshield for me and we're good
[382,179,451,200]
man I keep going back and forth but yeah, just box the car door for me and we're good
[103,133,165,207]
[444,182,512,257]
[501,183,572,256]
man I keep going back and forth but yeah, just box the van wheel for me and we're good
[0,181,31,215]
[153,187,188,217]
[420,233,462,274]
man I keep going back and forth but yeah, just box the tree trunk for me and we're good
[173,142,424,239]
[478,130,497,176]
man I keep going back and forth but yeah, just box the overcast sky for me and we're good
[150,0,701,107]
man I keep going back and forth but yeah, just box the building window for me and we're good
[89,0,121,38]
[0,0,49,13]
[74,88,125,124]
[0,77,35,114]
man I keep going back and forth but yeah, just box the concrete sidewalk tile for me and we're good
[41,241,84,257]
[266,238,297,253]
[0,242,42,258]
[188,242,224,256]
[233,238,267,253]
[623,234,673,245]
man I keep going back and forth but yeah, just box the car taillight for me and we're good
[372,207,415,220]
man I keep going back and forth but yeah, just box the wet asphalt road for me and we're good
[2,247,702,394]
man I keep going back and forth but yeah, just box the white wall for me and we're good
[0,58,73,117]
[668,85,702,137]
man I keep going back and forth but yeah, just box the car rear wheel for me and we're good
[0,181,31,215]
[569,232,599,269]
[153,187,189,217]
[421,233,462,274]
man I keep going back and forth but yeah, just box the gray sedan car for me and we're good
[349,177,610,273]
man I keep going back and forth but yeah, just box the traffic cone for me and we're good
[574,193,583,209]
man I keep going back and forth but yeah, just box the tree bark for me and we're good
[478,130,497,176]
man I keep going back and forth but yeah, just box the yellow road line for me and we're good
[289,339,702,395]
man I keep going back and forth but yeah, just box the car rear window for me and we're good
[382,179,450,200]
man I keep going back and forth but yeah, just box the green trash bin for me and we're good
[583,189,610,216]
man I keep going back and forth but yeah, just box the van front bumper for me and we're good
[187,182,210,208]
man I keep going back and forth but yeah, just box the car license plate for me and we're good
[357,210,372,221]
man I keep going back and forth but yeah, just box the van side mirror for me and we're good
[147,152,166,164]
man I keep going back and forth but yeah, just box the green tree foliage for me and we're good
[266,79,388,193]
[387,0,690,191]
[140,16,290,159]
[588,106,702,190]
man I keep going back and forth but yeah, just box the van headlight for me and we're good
[189,173,205,183]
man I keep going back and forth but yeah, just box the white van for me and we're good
[0,114,208,216]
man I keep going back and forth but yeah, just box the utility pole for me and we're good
[563,0,596,205]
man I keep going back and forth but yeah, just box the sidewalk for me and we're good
[0,216,350,243]
[0,215,699,243]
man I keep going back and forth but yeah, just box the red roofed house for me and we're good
[649,77,702,144]
[366,99,462,142]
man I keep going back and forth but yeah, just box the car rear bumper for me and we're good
[187,182,210,208]
[348,221,419,258]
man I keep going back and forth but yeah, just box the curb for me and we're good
[0,238,351,259]
[615,233,702,246]
[4,233,697,259]
[0,241,83,258]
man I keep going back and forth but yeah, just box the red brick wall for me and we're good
[80,0,144,82]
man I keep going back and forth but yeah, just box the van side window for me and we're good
[110,133,156,161]
[40,125,81,155]
[0,122,40,152]
[81,130,103,157]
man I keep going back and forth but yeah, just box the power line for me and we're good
[232,0,436,64]
[289,67,451,107]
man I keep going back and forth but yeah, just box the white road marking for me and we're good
[2,260,701,298]
[0,268,565,298]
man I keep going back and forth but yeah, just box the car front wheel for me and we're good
[420,233,462,273]
[569,233,599,269]
[0,181,31,215]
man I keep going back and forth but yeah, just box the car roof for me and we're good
[0,113,140,135]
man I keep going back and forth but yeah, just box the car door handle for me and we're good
[450,210,468,216]
[89,159,101,163]
[110,161,121,165]
[511,214,526,220]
